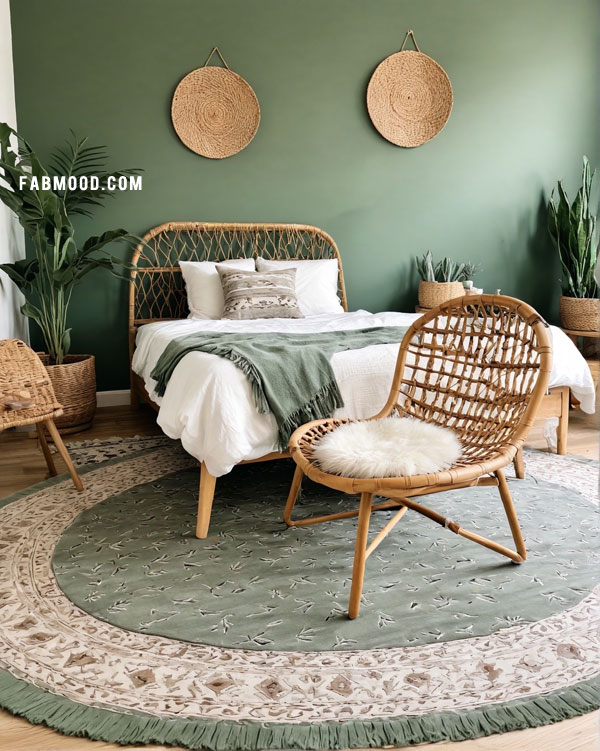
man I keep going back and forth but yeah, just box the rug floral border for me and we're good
[0,448,597,749]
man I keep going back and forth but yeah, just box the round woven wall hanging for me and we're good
[367,30,452,148]
[171,47,260,159]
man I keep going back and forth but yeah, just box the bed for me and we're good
[129,222,596,538]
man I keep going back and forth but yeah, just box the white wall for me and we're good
[0,0,27,341]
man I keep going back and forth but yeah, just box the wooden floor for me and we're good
[0,405,598,751]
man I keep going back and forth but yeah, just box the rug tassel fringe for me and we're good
[0,669,597,750]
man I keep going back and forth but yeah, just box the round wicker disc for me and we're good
[367,50,452,148]
[171,67,260,158]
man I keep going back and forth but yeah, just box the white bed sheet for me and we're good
[132,311,596,477]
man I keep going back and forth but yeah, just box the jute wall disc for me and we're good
[367,31,452,148]
[171,49,260,159]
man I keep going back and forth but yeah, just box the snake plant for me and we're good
[548,156,598,299]
[0,124,140,363]
[416,251,480,283]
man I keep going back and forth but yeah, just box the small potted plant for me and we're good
[415,251,480,308]
[548,156,599,332]
[0,124,139,432]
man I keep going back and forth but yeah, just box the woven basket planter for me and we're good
[418,281,464,309]
[38,354,96,434]
[559,296,600,332]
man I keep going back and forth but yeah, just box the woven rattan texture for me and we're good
[37,355,96,431]
[292,295,552,493]
[171,67,260,158]
[0,339,63,430]
[367,49,452,148]
[129,222,347,328]
[559,296,600,332]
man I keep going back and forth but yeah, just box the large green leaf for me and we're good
[0,121,139,361]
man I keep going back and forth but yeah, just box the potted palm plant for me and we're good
[415,251,480,308]
[548,156,599,332]
[0,124,139,432]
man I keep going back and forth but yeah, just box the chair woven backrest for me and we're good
[0,339,63,430]
[385,295,552,464]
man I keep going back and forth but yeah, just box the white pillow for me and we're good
[180,259,255,319]
[255,258,344,316]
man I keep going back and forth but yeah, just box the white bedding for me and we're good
[132,311,596,477]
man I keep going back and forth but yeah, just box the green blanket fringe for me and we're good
[0,669,597,750]
[276,379,343,450]
[221,354,344,448]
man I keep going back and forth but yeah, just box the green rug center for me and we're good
[53,460,599,651]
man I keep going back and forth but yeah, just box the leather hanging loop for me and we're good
[202,46,231,69]
[399,29,421,52]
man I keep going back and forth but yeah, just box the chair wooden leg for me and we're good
[348,492,373,620]
[495,469,526,562]
[283,464,304,526]
[44,419,83,492]
[196,462,217,539]
[36,422,57,477]
[557,386,569,455]
[513,447,525,479]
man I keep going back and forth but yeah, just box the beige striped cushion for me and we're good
[217,267,304,320]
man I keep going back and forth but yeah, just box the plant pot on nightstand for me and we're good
[418,280,464,309]
[38,354,97,434]
[559,296,600,333]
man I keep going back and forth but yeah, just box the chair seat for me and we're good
[290,417,515,495]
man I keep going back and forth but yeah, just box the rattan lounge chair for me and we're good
[286,295,552,618]
[0,339,83,491]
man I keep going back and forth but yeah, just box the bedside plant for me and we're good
[0,123,139,432]
[415,251,480,308]
[548,156,599,332]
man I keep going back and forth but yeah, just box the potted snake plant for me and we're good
[416,251,480,309]
[548,156,599,332]
[0,124,139,432]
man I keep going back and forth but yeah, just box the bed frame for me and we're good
[129,221,569,539]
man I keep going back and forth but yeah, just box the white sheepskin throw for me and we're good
[312,417,462,479]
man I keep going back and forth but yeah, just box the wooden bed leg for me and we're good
[557,386,569,455]
[348,492,373,620]
[196,462,217,539]
[36,422,57,477]
[44,419,84,492]
[513,447,525,479]
[130,372,140,410]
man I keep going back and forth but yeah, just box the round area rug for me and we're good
[0,443,598,750]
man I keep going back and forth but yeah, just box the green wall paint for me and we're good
[9,0,599,390]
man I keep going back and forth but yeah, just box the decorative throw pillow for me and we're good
[256,258,344,316]
[179,259,255,319]
[217,267,304,320]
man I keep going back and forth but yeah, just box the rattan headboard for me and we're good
[128,222,348,357]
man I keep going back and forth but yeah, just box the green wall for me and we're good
[9,0,599,390]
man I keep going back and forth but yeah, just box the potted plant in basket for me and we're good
[548,156,599,332]
[415,251,480,309]
[0,124,139,432]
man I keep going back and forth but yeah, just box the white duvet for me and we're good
[132,311,596,477]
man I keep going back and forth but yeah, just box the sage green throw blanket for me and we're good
[151,326,408,450]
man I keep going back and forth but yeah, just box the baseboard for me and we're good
[96,389,131,408]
